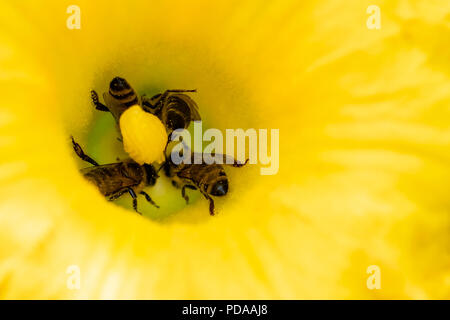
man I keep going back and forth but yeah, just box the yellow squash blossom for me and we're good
[0,0,449,299]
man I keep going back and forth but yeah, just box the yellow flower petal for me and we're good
[0,0,449,299]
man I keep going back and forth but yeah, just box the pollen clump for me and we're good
[120,105,167,164]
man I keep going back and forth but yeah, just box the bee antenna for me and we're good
[163,136,171,162]
[156,163,166,175]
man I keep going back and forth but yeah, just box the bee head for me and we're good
[210,179,228,196]
[143,164,158,186]
[110,77,131,92]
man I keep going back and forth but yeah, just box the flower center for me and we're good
[64,41,255,221]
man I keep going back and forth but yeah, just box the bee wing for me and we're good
[79,163,119,175]
[80,163,137,192]
[102,92,120,119]
[176,167,196,183]
[102,91,115,107]
[169,93,201,121]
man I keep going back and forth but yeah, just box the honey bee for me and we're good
[71,136,159,214]
[142,89,201,133]
[163,148,248,215]
[91,77,141,123]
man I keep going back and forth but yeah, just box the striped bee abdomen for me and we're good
[109,77,139,107]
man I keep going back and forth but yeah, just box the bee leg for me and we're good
[71,136,99,166]
[181,186,188,203]
[141,95,157,111]
[171,180,180,188]
[140,191,159,209]
[142,94,166,116]
[127,188,141,214]
[208,153,249,167]
[91,90,109,111]
[200,191,215,216]
[233,158,249,167]
[108,189,128,201]
[225,157,249,168]
[181,185,196,204]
